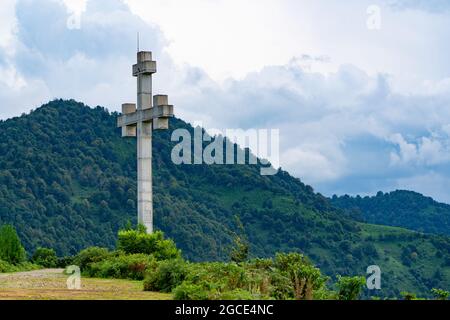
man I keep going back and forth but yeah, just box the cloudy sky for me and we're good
[1,0,450,202]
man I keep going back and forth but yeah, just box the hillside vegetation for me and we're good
[0,100,449,298]
[2,224,448,300]
[331,191,450,236]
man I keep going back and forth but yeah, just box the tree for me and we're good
[431,288,449,300]
[230,236,249,263]
[143,259,187,293]
[117,226,180,260]
[275,252,328,300]
[0,224,26,264]
[336,275,366,300]
[401,292,418,300]
[73,247,110,271]
[32,247,58,268]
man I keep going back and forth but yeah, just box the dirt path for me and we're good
[0,268,170,300]
[0,268,63,279]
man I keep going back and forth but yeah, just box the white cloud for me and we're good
[0,0,17,56]
[389,0,450,13]
[282,147,344,184]
[61,0,87,13]
[1,0,450,203]
[0,0,168,116]
[124,0,450,92]
[169,60,450,201]
[389,132,450,167]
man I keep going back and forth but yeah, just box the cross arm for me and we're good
[117,104,174,128]
[133,61,157,76]
[133,52,157,76]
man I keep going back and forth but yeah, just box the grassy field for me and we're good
[0,269,171,300]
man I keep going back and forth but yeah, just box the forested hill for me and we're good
[331,191,450,236]
[0,99,449,298]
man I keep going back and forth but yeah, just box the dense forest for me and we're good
[0,100,449,298]
[331,191,450,236]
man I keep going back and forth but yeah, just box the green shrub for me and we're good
[171,260,305,300]
[0,260,40,273]
[173,261,275,300]
[187,262,249,290]
[117,229,180,260]
[336,275,366,300]
[17,262,41,272]
[274,252,328,300]
[431,288,449,300]
[117,229,157,254]
[32,247,58,268]
[0,225,26,265]
[173,281,210,300]
[274,252,310,272]
[144,259,187,292]
[401,291,419,300]
[0,260,12,272]
[247,258,274,270]
[155,237,181,261]
[73,247,110,271]
[87,254,157,280]
[57,256,75,268]
[219,289,255,300]
[230,236,249,263]
[245,258,289,299]
[268,269,293,299]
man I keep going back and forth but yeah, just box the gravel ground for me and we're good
[0,268,170,300]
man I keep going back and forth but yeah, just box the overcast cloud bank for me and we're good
[1,0,450,202]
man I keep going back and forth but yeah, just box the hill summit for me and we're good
[331,190,450,236]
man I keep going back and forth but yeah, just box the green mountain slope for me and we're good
[331,191,450,236]
[0,100,449,298]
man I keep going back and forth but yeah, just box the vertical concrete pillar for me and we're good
[137,121,153,233]
[136,51,154,233]
[120,51,171,235]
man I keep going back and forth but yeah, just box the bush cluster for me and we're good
[31,248,58,268]
[143,253,336,300]
[70,226,182,284]
[0,225,26,264]
[117,229,181,260]
[143,259,187,292]
[67,226,369,301]
[73,247,111,271]
[3,223,446,300]
[87,253,157,280]
[0,260,40,273]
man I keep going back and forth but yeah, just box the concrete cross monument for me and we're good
[117,51,174,233]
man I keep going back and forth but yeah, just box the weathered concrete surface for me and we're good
[117,51,174,233]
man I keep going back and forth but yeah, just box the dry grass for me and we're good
[0,269,171,300]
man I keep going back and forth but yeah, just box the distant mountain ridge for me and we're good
[331,190,450,236]
[0,99,449,298]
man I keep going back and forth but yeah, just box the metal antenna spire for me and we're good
[137,32,140,52]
